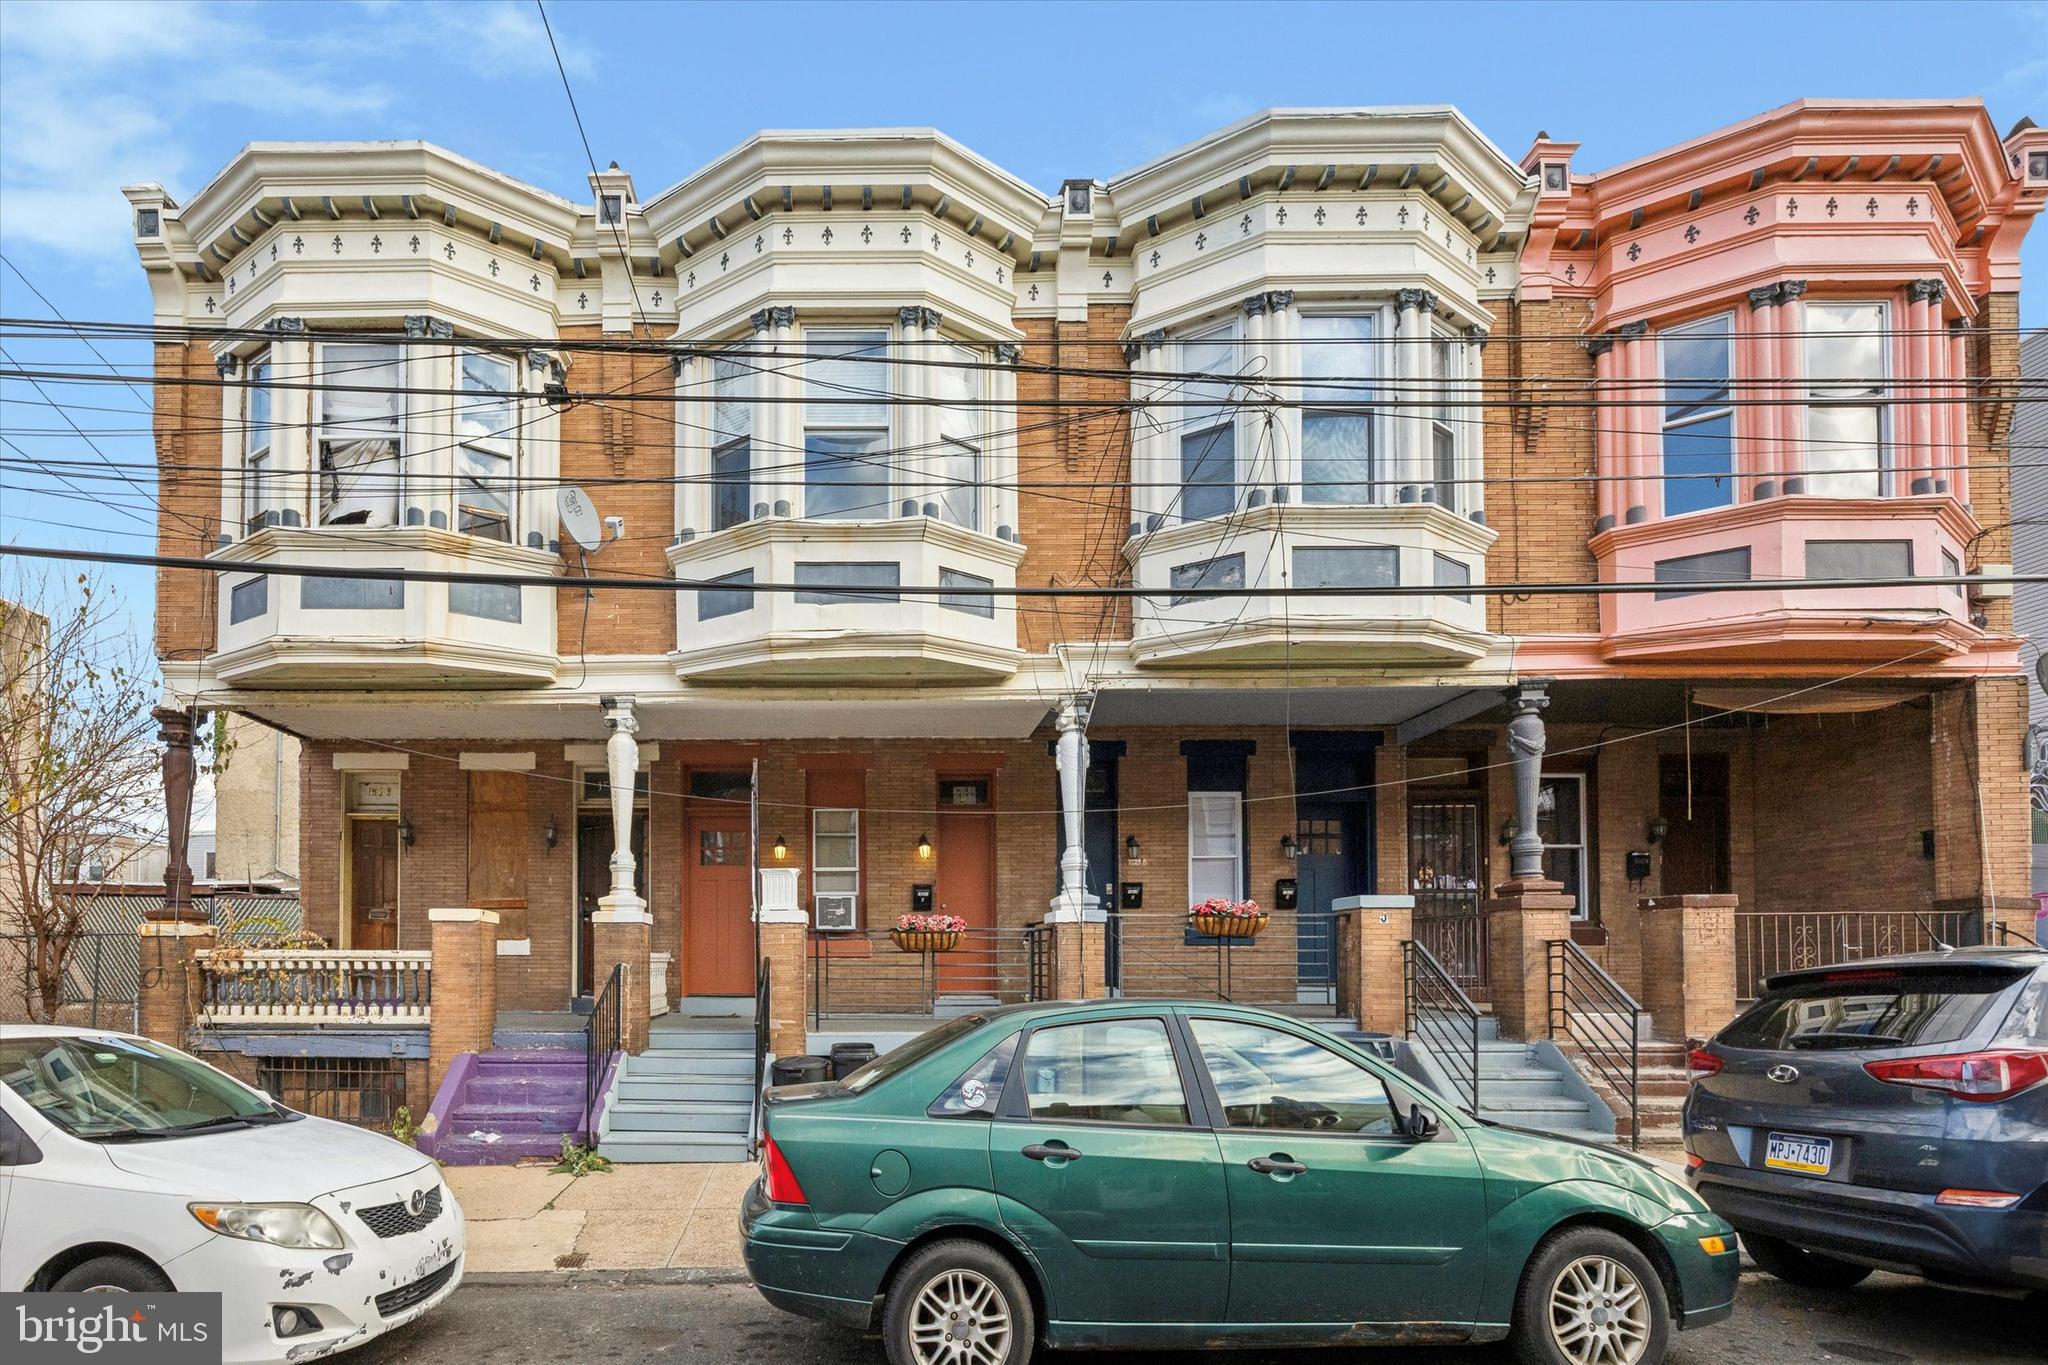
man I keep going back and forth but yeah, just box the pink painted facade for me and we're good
[1517,101,2048,678]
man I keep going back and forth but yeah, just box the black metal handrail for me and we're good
[1994,921,2039,947]
[1547,939,1643,1150]
[750,954,771,1155]
[584,962,622,1143]
[1403,939,1481,1112]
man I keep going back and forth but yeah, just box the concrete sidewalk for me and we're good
[446,1162,756,1275]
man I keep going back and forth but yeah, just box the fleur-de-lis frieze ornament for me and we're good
[1825,196,1839,217]
[1195,232,1207,250]
[577,292,588,309]
[782,227,793,245]
[332,234,343,253]
[270,242,278,260]
[226,275,234,293]
[371,234,382,253]
[1028,284,1039,301]
[1275,206,1286,225]
[930,231,940,251]
[996,265,1004,283]
[1423,211,1432,231]
[1486,266,1497,284]
[1240,212,1251,234]
[652,290,662,307]
[900,225,913,244]
[1906,196,1919,217]
[686,270,695,288]
[1102,270,1112,288]
[1786,197,1799,217]
[720,251,729,270]
[1314,206,1326,225]
[249,260,257,279]
[488,257,500,275]
[1357,206,1370,226]
[754,234,764,253]
[205,296,216,313]
[860,225,872,244]
[530,273,541,292]
[1150,250,1161,268]
[1626,241,1641,262]
[1397,205,1409,226]
[292,235,305,255]
[965,249,974,267]
[1865,196,1879,217]
[821,226,833,245]
[1744,205,1759,226]
[409,234,421,253]
[1684,224,1699,244]
[1564,263,1576,283]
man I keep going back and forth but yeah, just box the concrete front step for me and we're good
[616,1076,754,1103]
[624,1050,755,1076]
[600,1130,753,1164]
[647,1028,753,1048]
[607,1102,751,1134]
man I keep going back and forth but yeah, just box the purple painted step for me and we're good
[420,1048,594,1166]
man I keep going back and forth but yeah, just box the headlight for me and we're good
[189,1202,345,1250]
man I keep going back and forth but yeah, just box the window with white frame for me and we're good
[811,807,860,911]
[455,351,516,542]
[1660,313,1736,516]
[1536,774,1588,921]
[711,349,753,532]
[317,342,405,527]
[1805,302,1887,498]
[933,344,983,529]
[804,330,892,519]
[1188,790,1244,904]
[1300,315,1376,504]
[1178,324,1241,522]
[1430,334,1461,512]
[243,348,274,530]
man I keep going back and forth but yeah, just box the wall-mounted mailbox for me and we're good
[1274,878,1299,910]
[911,884,934,912]
[1120,882,1144,910]
[1624,850,1652,883]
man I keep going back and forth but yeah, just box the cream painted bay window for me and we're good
[1430,333,1462,512]
[316,342,405,527]
[804,329,892,520]
[933,344,983,529]
[711,349,753,531]
[1300,315,1377,504]
[243,348,274,530]
[1805,302,1888,498]
[1179,325,1241,522]
[455,351,516,542]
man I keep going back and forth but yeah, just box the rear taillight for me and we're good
[1685,1152,1705,1171]
[1863,1050,2048,1103]
[1687,1048,1723,1076]
[761,1133,809,1205]
[1936,1189,2022,1209]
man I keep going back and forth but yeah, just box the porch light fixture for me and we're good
[1125,835,1141,862]
[397,817,415,847]
[1647,816,1669,846]
[1280,834,1299,860]
[543,820,558,852]
[772,833,789,861]
[916,832,933,861]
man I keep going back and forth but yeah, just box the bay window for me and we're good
[804,330,891,519]
[934,344,982,528]
[316,342,405,527]
[1179,325,1240,522]
[243,348,273,531]
[455,351,515,542]
[711,350,753,532]
[1805,302,1887,497]
[1300,315,1376,504]
[1430,334,1462,512]
[1660,313,1735,516]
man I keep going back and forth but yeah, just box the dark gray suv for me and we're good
[1684,946,2047,1293]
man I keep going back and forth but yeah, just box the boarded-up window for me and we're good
[468,770,529,940]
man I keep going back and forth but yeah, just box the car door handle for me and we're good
[1021,1143,1083,1163]
[1248,1156,1307,1176]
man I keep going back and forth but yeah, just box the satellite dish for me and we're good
[557,486,602,553]
[2036,653,2048,698]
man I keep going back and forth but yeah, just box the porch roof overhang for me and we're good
[1088,684,1508,743]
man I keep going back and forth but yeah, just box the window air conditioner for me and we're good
[814,894,858,931]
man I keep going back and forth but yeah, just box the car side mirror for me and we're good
[1404,1103,1440,1142]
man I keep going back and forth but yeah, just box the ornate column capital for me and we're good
[750,307,774,334]
[1122,340,1143,363]
[995,341,1022,366]
[1584,334,1614,359]
[1265,289,1295,312]
[1055,692,1093,733]
[1778,279,1808,303]
[1746,284,1781,311]
[1616,320,1649,342]
[1395,287,1430,312]
[263,315,306,335]
[1908,278,1947,304]
[403,314,452,339]
[1241,293,1269,318]
[1468,323,1490,348]
[897,305,941,331]
[769,305,796,329]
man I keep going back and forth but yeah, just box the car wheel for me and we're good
[49,1254,173,1293]
[1742,1231,1873,1290]
[882,1238,1036,1365]
[1512,1226,1672,1365]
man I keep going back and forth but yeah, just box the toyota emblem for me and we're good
[1767,1064,1800,1084]
[409,1188,429,1216]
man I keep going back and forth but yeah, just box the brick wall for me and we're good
[156,340,221,660]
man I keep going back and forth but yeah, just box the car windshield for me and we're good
[841,1014,987,1094]
[0,1034,284,1140]
[1718,968,2029,1052]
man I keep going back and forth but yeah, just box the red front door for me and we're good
[685,807,754,996]
[935,808,995,994]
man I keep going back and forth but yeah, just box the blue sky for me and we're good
[1,0,2043,638]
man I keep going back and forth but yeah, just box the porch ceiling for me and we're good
[1088,684,1505,732]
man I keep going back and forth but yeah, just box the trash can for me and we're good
[829,1042,878,1080]
[770,1055,830,1087]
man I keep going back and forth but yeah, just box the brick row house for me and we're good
[123,101,2048,1158]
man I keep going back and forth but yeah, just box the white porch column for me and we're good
[1047,693,1102,923]
[597,694,649,922]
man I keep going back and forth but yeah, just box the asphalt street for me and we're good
[349,1269,2043,1364]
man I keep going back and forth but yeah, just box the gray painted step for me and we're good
[616,1077,753,1104]
[646,1028,752,1048]
[606,1102,751,1134]
[625,1051,755,1076]
[600,1130,753,1164]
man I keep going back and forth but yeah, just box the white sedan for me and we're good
[0,1025,464,1363]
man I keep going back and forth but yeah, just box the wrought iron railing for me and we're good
[750,954,770,1155]
[1105,912,1331,1004]
[808,926,1042,1024]
[1994,921,2039,947]
[585,962,622,1141]
[1403,939,1481,1111]
[1735,908,1984,1001]
[197,948,430,1026]
[1548,939,1644,1150]
[1022,923,1053,1001]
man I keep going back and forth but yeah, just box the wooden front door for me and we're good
[935,808,995,994]
[684,807,753,996]
[1659,754,1731,894]
[349,819,399,950]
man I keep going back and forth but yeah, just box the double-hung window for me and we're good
[811,808,860,908]
[1805,302,1887,498]
[711,350,753,531]
[1660,314,1736,516]
[1300,315,1376,504]
[1430,335,1461,512]
[1188,790,1244,904]
[317,342,405,527]
[804,330,891,520]
[243,348,274,531]
[1536,774,1588,921]
[933,344,982,529]
[455,351,516,542]
[1178,325,1240,522]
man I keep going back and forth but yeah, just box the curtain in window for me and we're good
[318,344,405,527]
[1301,316,1375,504]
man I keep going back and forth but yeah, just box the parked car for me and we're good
[0,1025,464,1364]
[1685,946,2047,1294]
[743,1001,1737,1365]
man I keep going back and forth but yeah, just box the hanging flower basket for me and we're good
[891,913,967,953]
[1188,897,1267,939]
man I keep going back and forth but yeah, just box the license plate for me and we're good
[1764,1132,1833,1175]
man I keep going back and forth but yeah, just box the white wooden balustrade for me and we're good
[196,948,432,1026]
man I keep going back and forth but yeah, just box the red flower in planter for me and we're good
[895,913,967,934]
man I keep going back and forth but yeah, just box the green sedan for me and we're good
[742,1001,1737,1365]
